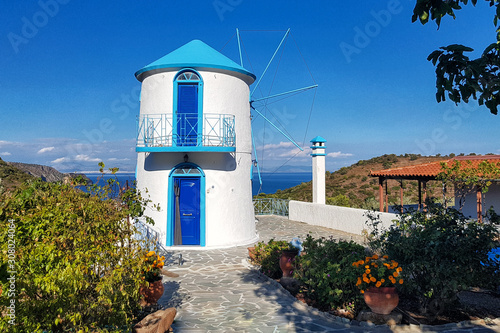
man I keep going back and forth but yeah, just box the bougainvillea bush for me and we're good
[0,165,158,332]
[367,202,500,315]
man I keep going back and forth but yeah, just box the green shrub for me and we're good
[0,166,157,332]
[326,194,350,207]
[367,203,500,314]
[252,239,292,279]
[294,235,366,313]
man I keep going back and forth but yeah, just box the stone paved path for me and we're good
[158,215,500,333]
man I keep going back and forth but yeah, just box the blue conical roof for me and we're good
[310,136,327,143]
[135,40,256,82]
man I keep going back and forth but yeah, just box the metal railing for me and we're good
[133,217,168,255]
[136,113,235,149]
[253,198,289,216]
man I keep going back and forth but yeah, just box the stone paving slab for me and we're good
[158,215,500,333]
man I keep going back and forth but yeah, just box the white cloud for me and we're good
[51,157,71,164]
[327,151,353,159]
[75,154,101,162]
[108,157,131,161]
[37,146,55,154]
[0,152,12,156]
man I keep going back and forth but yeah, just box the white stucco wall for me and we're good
[136,68,257,248]
[458,183,500,219]
[289,200,398,235]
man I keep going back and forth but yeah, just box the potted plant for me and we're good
[140,250,165,305]
[279,241,301,278]
[352,254,403,314]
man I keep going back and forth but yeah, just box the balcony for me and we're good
[136,113,236,152]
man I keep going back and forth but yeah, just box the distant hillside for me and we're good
[0,158,89,192]
[0,158,36,191]
[255,154,455,209]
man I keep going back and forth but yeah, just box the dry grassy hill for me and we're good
[255,154,456,209]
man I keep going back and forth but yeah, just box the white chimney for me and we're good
[310,136,326,204]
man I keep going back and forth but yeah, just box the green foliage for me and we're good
[252,239,293,279]
[438,159,500,209]
[326,194,350,207]
[0,164,158,332]
[294,235,366,313]
[413,0,500,114]
[366,203,500,315]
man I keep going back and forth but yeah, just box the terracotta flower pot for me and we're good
[363,287,399,315]
[248,247,257,261]
[140,279,164,305]
[279,249,298,277]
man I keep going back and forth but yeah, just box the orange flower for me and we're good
[360,290,365,294]
[370,276,376,282]
[146,251,155,257]
[365,269,371,274]
[393,272,399,278]
[399,279,404,284]
[356,278,362,286]
[397,267,402,273]
[375,281,382,288]
[372,254,379,260]
[383,255,389,259]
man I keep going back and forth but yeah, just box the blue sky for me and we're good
[1,1,499,173]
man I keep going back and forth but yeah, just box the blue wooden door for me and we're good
[177,84,198,146]
[175,177,200,245]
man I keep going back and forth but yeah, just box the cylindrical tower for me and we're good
[311,136,326,205]
[134,40,257,248]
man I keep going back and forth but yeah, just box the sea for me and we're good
[83,172,312,196]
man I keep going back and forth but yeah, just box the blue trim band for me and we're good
[310,146,327,150]
[311,153,326,156]
[136,146,235,153]
[135,64,256,81]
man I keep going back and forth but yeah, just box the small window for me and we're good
[176,71,200,81]
[173,167,201,175]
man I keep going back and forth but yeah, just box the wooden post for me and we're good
[400,180,404,214]
[477,186,483,223]
[422,181,427,212]
[442,182,447,208]
[418,180,422,211]
[385,180,389,213]
[379,177,384,212]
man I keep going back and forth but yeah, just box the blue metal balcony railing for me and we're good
[253,198,289,216]
[136,113,236,152]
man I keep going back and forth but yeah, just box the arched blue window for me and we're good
[174,69,203,147]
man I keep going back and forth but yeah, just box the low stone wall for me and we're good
[289,201,398,236]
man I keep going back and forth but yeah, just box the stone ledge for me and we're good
[356,309,403,326]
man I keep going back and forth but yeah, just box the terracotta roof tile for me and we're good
[370,155,500,179]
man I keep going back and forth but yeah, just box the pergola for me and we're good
[370,156,500,221]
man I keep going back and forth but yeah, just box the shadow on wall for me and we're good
[143,152,237,172]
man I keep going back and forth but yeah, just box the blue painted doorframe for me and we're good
[175,177,200,245]
[173,69,203,148]
[176,84,198,146]
[167,163,206,246]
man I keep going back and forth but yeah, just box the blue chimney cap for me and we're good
[135,39,256,82]
[310,136,327,143]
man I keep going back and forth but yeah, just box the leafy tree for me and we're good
[0,164,159,332]
[413,0,500,114]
